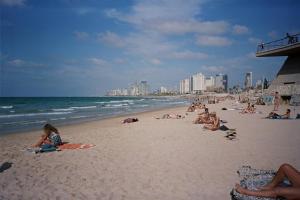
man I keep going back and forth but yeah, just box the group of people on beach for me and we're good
[30,92,300,200]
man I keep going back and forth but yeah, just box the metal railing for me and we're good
[256,33,300,53]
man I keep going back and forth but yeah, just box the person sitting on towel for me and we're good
[187,104,196,112]
[194,108,210,124]
[241,103,252,114]
[203,112,220,131]
[267,109,291,119]
[32,124,62,149]
[235,163,300,199]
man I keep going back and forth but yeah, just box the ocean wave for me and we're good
[1,120,47,125]
[52,108,74,112]
[109,100,134,103]
[1,106,13,109]
[70,106,97,109]
[70,115,87,119]
[135,104,149,107]
[50,117,67,121]
[0,112,72,118]
[104,103,129,107]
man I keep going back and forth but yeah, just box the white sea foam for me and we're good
[50,117,67,121]
[0,112,72,118]
[52,108,74,112]
[70,106,97,109]
[70,115,87,119]
[1,106,13,109]
[109,100,134,103]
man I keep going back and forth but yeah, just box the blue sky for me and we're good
[1,0,299,96]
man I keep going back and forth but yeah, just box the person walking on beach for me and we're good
[273,92,280,111]
[235,163,300,199]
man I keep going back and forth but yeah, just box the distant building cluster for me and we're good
[179,73,228,94]
[107,81,150,96]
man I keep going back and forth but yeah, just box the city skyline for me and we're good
[1,0,300,96]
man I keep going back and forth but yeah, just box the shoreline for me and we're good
[1,100,300,199]
[0,105,188,137]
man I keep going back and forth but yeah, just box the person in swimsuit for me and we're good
[194,108,210,124]
[203,112,220,131]
[274,92,280,111]
[32,124,62,149]
[267,109,291,119]
[235,163,300,199]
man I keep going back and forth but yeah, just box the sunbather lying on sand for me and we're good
[122,118,139,123]
[194,108,210,124]
[158,114,185,119]
[235,163,300,199]
[267,109,291,119]
[32,124,62,149]
[203,112,220,131]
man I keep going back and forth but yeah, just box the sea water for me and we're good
[0,96,189,135]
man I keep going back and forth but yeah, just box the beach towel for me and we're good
[230,166,289,200]
[57,143,95,150]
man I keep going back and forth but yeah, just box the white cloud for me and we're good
[171,50,208,60]
[150,58,162,65]
[98,31,126,47]
[232,25,250,35]
[7,59,46,68]
[201,65,225,73]
[0,0,25,6]
[104,0,229,35]
[88,58,108,66]
[196,35,232,46]
[73,31,89,40]
[248,37,262,44]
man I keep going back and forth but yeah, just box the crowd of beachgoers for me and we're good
[1,92,300,199]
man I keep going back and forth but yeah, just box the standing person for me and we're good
[274,92,280,111]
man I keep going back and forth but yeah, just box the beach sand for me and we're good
[1,100,300,199]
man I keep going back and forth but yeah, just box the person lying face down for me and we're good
[161,114,185,119]
[203,112,220,131]
[235,163,300,200]
[32,124,62,148]
[267,109,291,119]
[122,118,139,123]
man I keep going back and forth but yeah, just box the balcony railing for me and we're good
[256,33,300,53]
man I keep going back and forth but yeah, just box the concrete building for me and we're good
[244,72,253,89]
[192,73,205,93]
[179,78,191,94]
[160,86,168,94]
[205,76,215,91]
[256,32,300,98]
[215,74,228,92]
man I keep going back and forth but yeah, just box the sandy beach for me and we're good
[1,100,300,200]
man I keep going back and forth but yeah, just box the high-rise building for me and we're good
[244,72,253,89]
[205,76,215,91]
[160,86,168,93]
[138,81,150,96]
[192,73,205,93]
[215,74,228,92]
[179,78,191,94]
